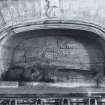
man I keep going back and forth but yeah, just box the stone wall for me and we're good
[13,33,104,72]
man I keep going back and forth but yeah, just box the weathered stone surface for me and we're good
[0,0,104,85]
[0,81,18,88]
[0,29,104,82]
[0,0,105,29]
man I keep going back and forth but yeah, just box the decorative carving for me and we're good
[0,0,61,25]
[1,7,12,23]
[0,11,6,27]
[0,0,104,28]
[45,0,60,17]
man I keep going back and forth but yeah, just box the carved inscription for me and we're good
[12,34,105,71]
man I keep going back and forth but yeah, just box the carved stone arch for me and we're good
[0,20,105,82]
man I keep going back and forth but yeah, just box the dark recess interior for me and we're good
[1,29,105,85]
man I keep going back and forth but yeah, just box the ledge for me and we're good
[0,87,104,98]
[0,82,104,98]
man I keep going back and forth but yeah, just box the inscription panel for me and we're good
[13,35,104,71]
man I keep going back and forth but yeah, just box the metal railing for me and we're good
[0,97,105,105]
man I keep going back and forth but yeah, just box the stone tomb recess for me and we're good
[0,29,104,85]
